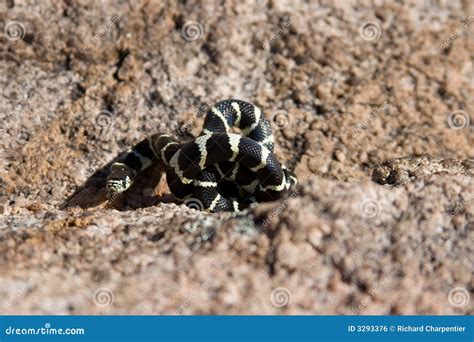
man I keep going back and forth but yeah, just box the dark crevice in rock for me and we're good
[112,49,130,82]
[287,135,307,172]
[71,83,86,101]
[313,104,327,116]
[266,245,277,277]
[149,231,165,242]
[63,53,72,71]
[202,43,220,65]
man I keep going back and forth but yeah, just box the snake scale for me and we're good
[106,99,297,212]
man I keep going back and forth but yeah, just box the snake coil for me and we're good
[106,99,297,212]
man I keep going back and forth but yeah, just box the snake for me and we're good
[106,99,297,212]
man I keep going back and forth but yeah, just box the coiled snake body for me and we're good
[106,99,297,212]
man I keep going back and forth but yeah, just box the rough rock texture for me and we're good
[0,0,473,314]
[372,154,474,185]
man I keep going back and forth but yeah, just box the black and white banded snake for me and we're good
[106,99,297,212]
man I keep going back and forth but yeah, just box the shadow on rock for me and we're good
[63,157,176,211]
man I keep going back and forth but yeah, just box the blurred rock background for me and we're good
[0,0,472,314]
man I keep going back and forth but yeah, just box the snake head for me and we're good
[106,163,134,198]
